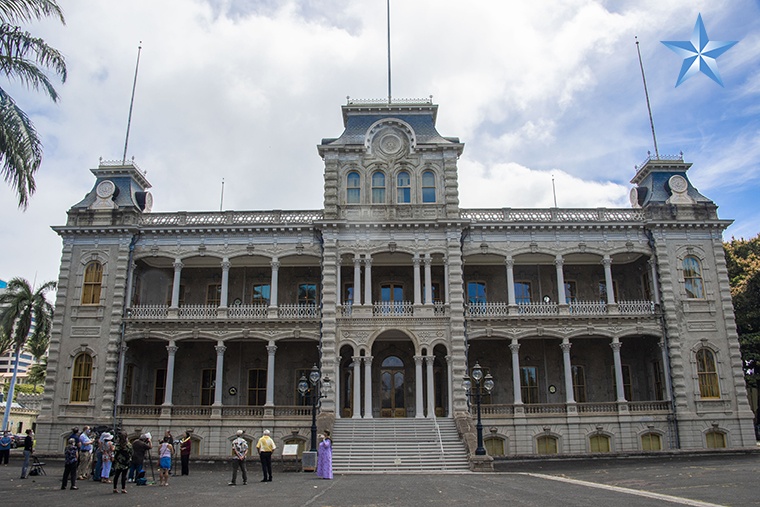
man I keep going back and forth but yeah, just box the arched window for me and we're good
[696,348,720,398]
[70,353,93,403]
[484,437,505,456]
[347,171,361,204]
[683,256,705,298]
[372,171,386,203]
[589,434,610,453]
[81,261,103,305]
[705,430,726,448]
[422,170,436,203]
[641,432,662,451]
[397,171,411,203]
[536,435,558,455]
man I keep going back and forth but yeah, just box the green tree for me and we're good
[0,0,66,208]
[0,277,55,430]
[724,235,760,390]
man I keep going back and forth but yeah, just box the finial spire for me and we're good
[387,0,392,104]
[122,42,143,164]
[635,36,659,159]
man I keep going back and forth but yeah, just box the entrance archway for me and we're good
[380,356,405,417]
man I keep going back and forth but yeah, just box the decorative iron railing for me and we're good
[433,301,449,316]
[372,301,414,317]
[139,210,323,227]
[619,300,656,314]
[278,304,319,319]
[516,302,559,315]
[466,302,510,317]
[338,304,352,317]
[568,301,607,315]
[461,208,645,223]
[228,305,268,319]
[178,305,218,319]
[346,97,433,105]
[127,305,168,319]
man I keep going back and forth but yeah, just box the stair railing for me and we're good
[431,413,447,470]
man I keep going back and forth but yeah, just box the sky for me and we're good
[0,0,759,296]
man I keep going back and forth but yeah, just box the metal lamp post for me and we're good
[298,364,330,453]
[463,362,494,456]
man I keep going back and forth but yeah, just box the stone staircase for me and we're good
[331,418,470,473]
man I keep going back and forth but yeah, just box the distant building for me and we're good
[36,98,756,462]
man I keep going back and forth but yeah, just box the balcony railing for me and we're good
[373,301,414,317]
[127,304,320,321]
[178,305,218,319]
[228,304,269,319]
[475,400,671,417]
[461,208,645,223]
[465,300,655,318]
[278,304,319,319]
[127,305,169,319]
[117,404,314,419]
[117,405,162,417]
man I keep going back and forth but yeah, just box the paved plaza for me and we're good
[0,451,756,506]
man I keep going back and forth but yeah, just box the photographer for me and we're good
[128,434,152,483]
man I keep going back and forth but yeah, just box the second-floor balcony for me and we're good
[127,303,319,322]
[465,300,656,318]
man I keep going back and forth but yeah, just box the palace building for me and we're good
[36,98,756,466]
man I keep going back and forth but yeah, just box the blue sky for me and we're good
[0,0,759,290]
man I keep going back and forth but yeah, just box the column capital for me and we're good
[352,355,363,363]
[363,355,374,364]
[167,344,178,355]
[423,255,432,265]
[560,342,572,353]
[266,344,278,355]
[173,260,183,270]
[445,355,452,364]
[364,256,372,266]
[509,342,520,354]
[505,257,514,268]
[353,256,362,266]
[601,256,612,267]
[413,355,424,365]
[270,259,280,270]
[554,255,564,266]
[413,255,421,266]
[215,344,227,355]
[221,258,231,270]
[610,340,622,352]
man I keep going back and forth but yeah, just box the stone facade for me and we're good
[36,98,756,458]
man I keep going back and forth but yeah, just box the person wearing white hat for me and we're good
[100,433,114,483]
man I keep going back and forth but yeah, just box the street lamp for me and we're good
[298,364,331,452]
[463,362,494,456]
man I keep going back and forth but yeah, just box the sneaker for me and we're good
[71,486,78,490]
[228,482,236,486]
[242,482,247,485]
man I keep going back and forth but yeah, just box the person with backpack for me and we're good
[0,431,12,465]
[112,432,132,494]
[61,438,79,490]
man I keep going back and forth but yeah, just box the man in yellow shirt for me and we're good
[255,429,276,482]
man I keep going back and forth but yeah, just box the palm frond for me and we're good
[0,88,41,208]
[0,0,64,25]
[0,24,67,96]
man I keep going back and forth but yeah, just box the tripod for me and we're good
[145,448,156,484]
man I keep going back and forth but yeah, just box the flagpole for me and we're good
[123,42,143,164]
[635,36,659,159]
[387,0,392,104]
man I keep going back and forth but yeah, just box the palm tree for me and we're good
[0,0,66,208]
[0,277,55,430]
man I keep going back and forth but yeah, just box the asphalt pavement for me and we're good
[0,450,757,507]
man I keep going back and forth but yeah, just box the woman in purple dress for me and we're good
[316,430,333,480]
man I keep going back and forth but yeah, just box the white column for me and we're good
[163,342,178,406]
[561,338,575,403]
[116,345,128,405]
[363,356,373,419]
[220,258,231,307]
[602,255,615,305]
[425,355,435,417]
[555,255,566,305]
[509,339,522,405]
[270,258,280,307]
[659,340,672,402]
[213,342,226,406]
[443,257,449,304]
[364,256,372,307]
[414,355,424,418]
[265,342,277,406]
[352,356,362,418]
[353,255,362,306]
[506,256,516,306]
[334,355,341,419]
[413,254,422,305]
[649,258,661,305]
[445,355,453,417]
[336,258,342,306]
[611,337,626,402]
[171,260,183,308]
[424,254,433,305]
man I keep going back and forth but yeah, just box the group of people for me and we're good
[228,428,332,484]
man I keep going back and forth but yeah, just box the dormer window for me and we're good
[347,171,361,204]
[372,171,386,203]
[422,170,436,203]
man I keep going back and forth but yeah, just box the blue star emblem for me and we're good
[661,13,738,87]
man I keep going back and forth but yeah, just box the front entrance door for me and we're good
[380,356,406,417]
